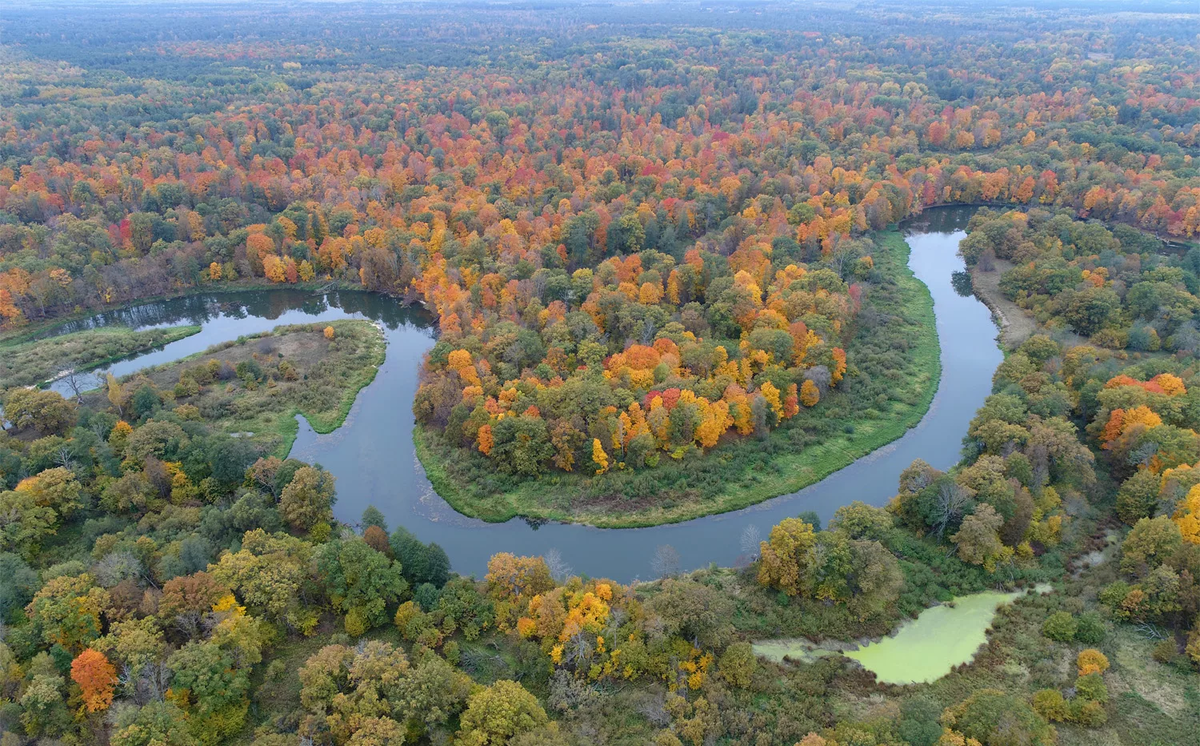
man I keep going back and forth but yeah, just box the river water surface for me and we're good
[46,207,1001,580]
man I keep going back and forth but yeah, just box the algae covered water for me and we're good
[754,587,1045,684]
[843,590,1021,684]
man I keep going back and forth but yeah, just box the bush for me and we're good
[1042,611,1077,642]
[1076,649,1109,676]
[1073,611,1106,644]
[1070,699,1107,727]
[1075,672,1108,703]
[1031,689,1069,722]
[1151,639,1179,664]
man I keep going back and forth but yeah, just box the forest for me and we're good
[0,1,1198,745]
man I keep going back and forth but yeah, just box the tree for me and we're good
[940,689,1055,746]
[390,526,451,587]
[718,642,756,688]
[490,415,553,476]
[0,551,39,617]
[952,504,1013,572]
[800,379,820,407]
[647,578,734,648]
[167,640,251,739]
[1,388,76,435]
[1076,648,1109,676]
[314,538,408,634]
[1041,612,1077,642]
[457,680,549,746]
[279,465,336,533]
[1121,516,1183,576]
[26,573,110,653]
[1173,484,1200,544]
[592,438,609,474]
[361,505,388,532]
[0,488,59,557]
[757,518,817,596]
[652,544,681,579]
[111,701,197,746]
[394,653,474,731]
[210,529,317,633]
[156,567,217,625]
[486,553,554,604]
[71,648,118,712]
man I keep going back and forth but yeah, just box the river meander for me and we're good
[43,207,1001,580]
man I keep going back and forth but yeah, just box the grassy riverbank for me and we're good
[416,228,941,528]
[87,319,385,456]
[0,324,202,389]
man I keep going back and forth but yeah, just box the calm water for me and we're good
[47,207,1002,581]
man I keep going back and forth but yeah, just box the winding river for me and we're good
[44,207,1002,581]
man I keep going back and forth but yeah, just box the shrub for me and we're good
[1075,672,1108,703]
[1076,649,1109,676]
[1031,689,1069,722]
[1073,612,1106,644]
[1041,611,1077,642]
[1151,639,1178,664]
[1070,699,1107,727]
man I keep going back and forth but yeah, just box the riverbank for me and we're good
[0,324,202,389]
[415,227,942,529]
[0,277,388,347]
[969,258,1033,351]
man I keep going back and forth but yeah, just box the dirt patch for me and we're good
[970,259,1039,350]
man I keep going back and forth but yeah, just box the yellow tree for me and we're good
[592,439,609,474]
[757,518,817,596]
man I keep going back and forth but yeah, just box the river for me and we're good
[43,207,1001,581]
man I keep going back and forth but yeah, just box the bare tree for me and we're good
[740,524,762,560]
[934,481,971,538]
[55,446,78,472]
[651,544,680,579]
[543,548,573,582]
[61,370,88,401]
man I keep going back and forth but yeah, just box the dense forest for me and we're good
[0,1,1198,745]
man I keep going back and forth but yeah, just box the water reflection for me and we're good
[51,207,1001,581]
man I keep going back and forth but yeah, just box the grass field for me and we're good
[416,228,942,528]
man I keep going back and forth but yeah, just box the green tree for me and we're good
[0,489,58,557]
[941,688,1055,746]
[1042,612,1077,642]
[167,640,251,741]
[390,526,451,587]
[490,415,554,476]
[25,573,110,653]
[279,465,336,533]
[952,504,1013,572]
[1,388,76,436]
[111,701,197,746]
[457,679,549,746]
[646,578,735,649]
[315,538,408,634]
[1120,516,1184,577]
[210,529,317,633]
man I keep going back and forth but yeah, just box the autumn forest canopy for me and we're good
[0,1,1199,745]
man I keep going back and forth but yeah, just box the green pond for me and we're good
[755,587,1049,684]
